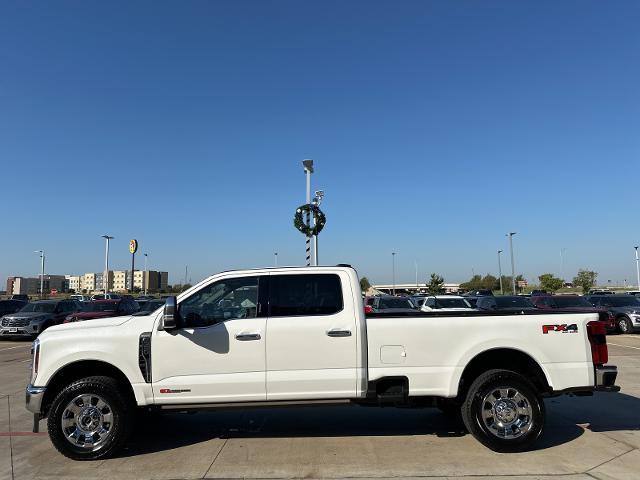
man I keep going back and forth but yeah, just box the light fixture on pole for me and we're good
[302,159,314,266]
[497,250,504,295]
[34,250,45,298]
[101,235,114,296]
[506,232,517,294]
[274,252,278,267]
[635,246,640,291]
[392,252,396,296]
[143,253,148,295]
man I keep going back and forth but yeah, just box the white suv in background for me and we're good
[420,295,475,312]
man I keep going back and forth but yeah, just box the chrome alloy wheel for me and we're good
[61,394,114,450]
[481,387,533,439]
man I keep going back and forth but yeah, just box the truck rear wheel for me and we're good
[461,369,544,452]
[47,376,132,460]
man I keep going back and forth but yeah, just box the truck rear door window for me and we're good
[269,274,343,317]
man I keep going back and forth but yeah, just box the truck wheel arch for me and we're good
[456,348,551,399]
[40,360,135,418]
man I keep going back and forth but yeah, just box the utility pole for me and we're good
[507,232,517,294]
[392,252,396,295]
[497,250,504,295]
[34,250,45,298]
[635,246,640,291]
[101,235,113,296]
[302,159,314,266]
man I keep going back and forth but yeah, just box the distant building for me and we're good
[113,270,169,292]
[8,275,67,295]
[65,275,81,292]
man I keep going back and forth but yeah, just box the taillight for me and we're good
[587,321,608,365]
[364,305,373,315]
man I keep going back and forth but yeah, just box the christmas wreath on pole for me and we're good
[293,204,326,236]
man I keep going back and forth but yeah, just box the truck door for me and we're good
[265,272,358,400]
[151,275,266,403]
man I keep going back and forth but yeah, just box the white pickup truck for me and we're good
[26,265,619,460]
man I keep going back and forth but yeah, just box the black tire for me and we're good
[47,376,132,460]
[461,369,544,452]
[617,316,632,334]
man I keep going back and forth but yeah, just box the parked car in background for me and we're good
[0,300,81,338]
[531,295,615,332]
[11,294,29,302]
[420,296,474,312]
[90,293,122,301]
[476,295,536,312]
[64,298,139,323]
[463,289,493,297]
[0,300,28,318]
[530,290,548,297]
[69,294,91,302]
[625,291,640,297]
[587,294,640,334]
[589,289,614,295]
[410,295,428,308]
[364,295,416,314]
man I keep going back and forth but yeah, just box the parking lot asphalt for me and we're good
[0,336,639,480]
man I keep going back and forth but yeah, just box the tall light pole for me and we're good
[302,159,314,266]
[101,235,113,295]
[497,250,504,295]
[143,253,148,296]
[34,250,45,298]
[507,232,517,294]
[274,252,278,266]
[392,252,396,295]
[312,190,324,266]
[415,260,418,287]
[635,246,640,291]
[560,247,567,282]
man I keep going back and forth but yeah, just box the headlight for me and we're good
[30,339,40,384]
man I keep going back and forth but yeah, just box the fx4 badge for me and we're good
[542,324,578,334]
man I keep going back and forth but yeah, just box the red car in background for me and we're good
[531,295,615,332]
[64,298,139,323]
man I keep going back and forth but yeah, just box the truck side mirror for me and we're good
[162,296,178,330]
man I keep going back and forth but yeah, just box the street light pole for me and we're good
[274,252,278,267]
[497,250,503,295]
[34,250,45,298]
[101,235,113,296]
[312,190,324,266]
[560,248,567,281]
[415,260,418,287]
[392,252,396,295]
[302,160,314,266]
[507,232,517,294]
[143,253,148,296]
[635,246,640,291]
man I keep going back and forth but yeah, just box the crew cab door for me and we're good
[265,272,358,400]
[151,275,267,404]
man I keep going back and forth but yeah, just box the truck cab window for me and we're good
[270,274,343,316]
[179,276,259,327]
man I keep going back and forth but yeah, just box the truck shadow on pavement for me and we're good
[116,399,614,458]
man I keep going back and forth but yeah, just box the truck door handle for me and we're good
[326,329,352,337]
[235,333,261,341]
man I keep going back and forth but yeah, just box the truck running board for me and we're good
[157,399,352,411]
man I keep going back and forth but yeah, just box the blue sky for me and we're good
[1,1,639,288]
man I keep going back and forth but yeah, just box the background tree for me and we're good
[538,273,563,292]
[460,275,482,291]
[359,276,371,292]
[481,274,497,291]
[573,270,598,294]
[426,273,445,294]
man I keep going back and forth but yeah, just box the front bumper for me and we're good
[595,365,620,392]
[0,323,42,337]
[25,384,46,414]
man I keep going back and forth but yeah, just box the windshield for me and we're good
[606,296,640,307]
[378,298,414,309]
[19,303,56,313]
[553,296,592,308]
[435,298,471,308]
[495,297,534,308]
[83,302,118,312]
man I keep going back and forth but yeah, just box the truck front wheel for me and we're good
[461,369,544,452]
[47,376,132,460]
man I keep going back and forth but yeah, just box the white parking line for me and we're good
[609,342,640,351]
[0,345,30,352]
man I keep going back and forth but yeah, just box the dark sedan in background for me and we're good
[531,295,616,332]
[476,295,537,312]
[64,298,139,323]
